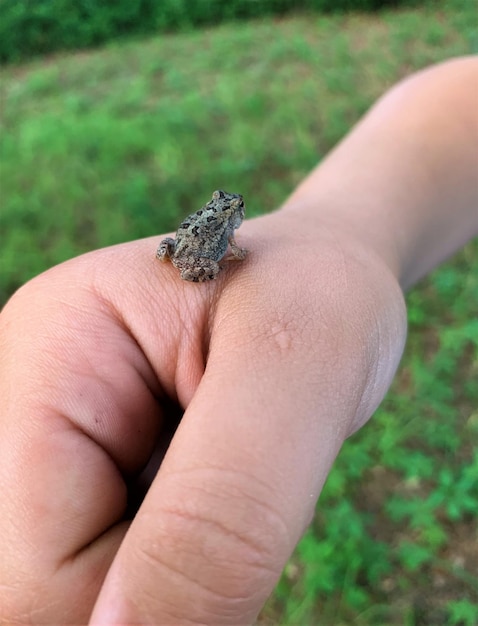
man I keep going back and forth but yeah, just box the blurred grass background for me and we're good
[1,0,477,624]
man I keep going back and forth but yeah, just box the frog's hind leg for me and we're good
[179,258,221,282]
[156,237,176,261]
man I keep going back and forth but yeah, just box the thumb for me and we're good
[89,262,405,625]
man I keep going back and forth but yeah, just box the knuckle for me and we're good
[136,473,288,607]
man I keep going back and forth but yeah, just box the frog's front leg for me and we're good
[226,235,247,261]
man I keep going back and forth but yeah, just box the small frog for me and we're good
[156,190,247,282]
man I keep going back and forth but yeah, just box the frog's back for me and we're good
[173,190,245,261]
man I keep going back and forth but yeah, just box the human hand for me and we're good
[4,55,477,624]
[0,209,407,625]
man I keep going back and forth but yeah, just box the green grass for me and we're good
[1,1,477,624]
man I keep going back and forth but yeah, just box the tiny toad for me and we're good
[156,190,247,282]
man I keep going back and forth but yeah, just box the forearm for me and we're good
[283,56,478,289]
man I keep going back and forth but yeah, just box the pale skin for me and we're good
[0,57,477,625]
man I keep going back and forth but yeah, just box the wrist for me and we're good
[276,195,403,288]
[279,57,478,290]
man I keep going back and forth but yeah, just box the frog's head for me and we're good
[212,190,245,224]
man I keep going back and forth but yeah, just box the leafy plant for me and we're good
[0,0,422,63]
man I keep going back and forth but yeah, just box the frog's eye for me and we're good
[212,190,224,200]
